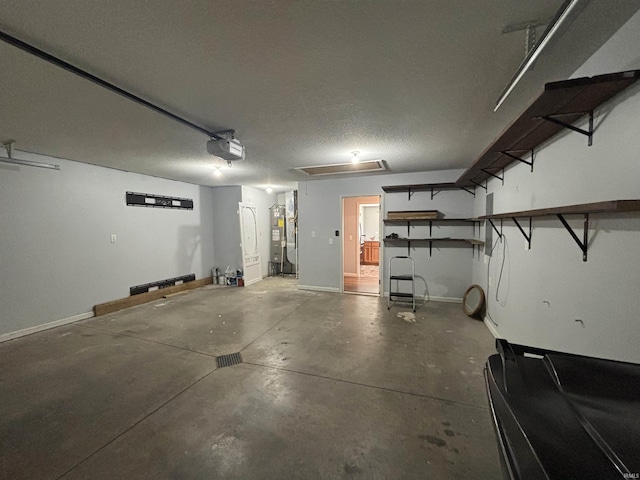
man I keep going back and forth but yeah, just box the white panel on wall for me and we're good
[241,185,277,278]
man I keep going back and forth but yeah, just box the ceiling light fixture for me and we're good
[266,186,273,193]
[213,166,222,177]
[494,0,588,111]
[351,151,360,164]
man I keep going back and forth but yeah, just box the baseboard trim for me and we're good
[0,311,94,343]
[298,285,341,293]
[483,317,501,338]
[343,273,358,277]
[382,293,462,303]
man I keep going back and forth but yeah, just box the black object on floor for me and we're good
[485,339,640,480]
[216,352,243,368]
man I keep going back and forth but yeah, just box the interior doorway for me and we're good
[342,195,381,295]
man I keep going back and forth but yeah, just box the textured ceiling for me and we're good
[0,1,638,190]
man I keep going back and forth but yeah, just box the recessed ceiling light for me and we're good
[213,166,222,177]
[266,186,273,193]
[351,151,360,164]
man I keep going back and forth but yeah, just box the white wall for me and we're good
[298,169,475,300]
[472,10,640,363]
[0,152,215,338]
[241,186,277,278]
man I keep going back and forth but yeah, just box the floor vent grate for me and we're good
[216,352,243,368]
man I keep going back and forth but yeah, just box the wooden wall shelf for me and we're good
[384,237,484,257]
[479,199,640,261]
[381,182,475,200]
[384,217,481,237]
[456,70,640,188]
[479,200,640,220]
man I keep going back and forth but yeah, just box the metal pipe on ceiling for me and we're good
[494,0,591,111]
[0,156,60,170]
[0,29,223,139]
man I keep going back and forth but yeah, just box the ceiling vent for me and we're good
[295,159,387,176]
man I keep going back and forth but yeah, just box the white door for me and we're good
[239,202,261,286]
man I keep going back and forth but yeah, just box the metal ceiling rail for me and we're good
[0,29,223,139]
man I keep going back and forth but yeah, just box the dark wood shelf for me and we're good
[382,182,475,200]
[479,199,640,262]
[479,199,640,220]
[383,237,484,257]
[384,217,477,224]
[456,70,640,187]
[382,182,458,193]
[384,237,482,243]
[385,217,482,237]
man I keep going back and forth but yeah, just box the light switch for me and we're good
[329,238,333,244]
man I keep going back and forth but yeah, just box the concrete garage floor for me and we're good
[0,277,501,479]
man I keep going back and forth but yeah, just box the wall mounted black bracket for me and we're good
[488,219,503,238]
[481,168,504,185]
[511,217,532,249]
[557,213,589,262]
[540,111,593,146]
[126,191,194,210]
[471,180,487,191]
[502,149,534,172]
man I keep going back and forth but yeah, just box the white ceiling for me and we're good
[0,1,638,190]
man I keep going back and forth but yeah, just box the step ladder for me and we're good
[387,255,416,312]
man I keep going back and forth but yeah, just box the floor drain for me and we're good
[216,352,243,368]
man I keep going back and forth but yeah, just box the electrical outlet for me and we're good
[329,238,333,244]
[311,231,316,237]
[110,234,117,243]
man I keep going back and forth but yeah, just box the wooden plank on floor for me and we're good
[94,277,213,316]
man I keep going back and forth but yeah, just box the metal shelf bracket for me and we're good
[481,168,504,184]
[460,186,476,197]
[541,111,593,146]
[471,180,487,191]
[488,218,503,238]
[557,213,589,262]
[512,217,532,249]
[502,149,534,172]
